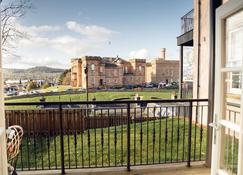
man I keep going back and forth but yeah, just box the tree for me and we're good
[42,82,50,89]
[27,80,37,91]
[58,69,71,85]
[1,0,32,52]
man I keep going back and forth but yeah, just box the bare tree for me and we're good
[1,0,32,52]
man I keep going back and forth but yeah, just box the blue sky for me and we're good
[4,0,193,69]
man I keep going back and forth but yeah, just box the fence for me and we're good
[5,99,208,174]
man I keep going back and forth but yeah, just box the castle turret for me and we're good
[159,48,166,59]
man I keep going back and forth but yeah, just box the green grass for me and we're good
[42,85,74,92]
[18,118,206,170]
[5,90,177,110]
[5,90,176,103]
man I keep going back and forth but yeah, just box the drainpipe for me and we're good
[0,0,9,174]
[196,0,201,100]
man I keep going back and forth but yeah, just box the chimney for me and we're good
[159,48,166,59]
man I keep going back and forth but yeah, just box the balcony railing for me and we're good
[5,99,208,174]
[181,9,194,34]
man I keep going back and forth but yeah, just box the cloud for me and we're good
[15,21,60,37]
[66,21,118,40]
[4,20,118,68]
[129,48,149,59]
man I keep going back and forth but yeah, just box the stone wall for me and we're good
[71,55,179,88]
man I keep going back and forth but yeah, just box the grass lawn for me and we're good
[18,118,206,170]
[5,90,177,110]
[6,90,177,103]
[42,85,74,92]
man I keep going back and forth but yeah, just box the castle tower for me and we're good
[159,48,166,59]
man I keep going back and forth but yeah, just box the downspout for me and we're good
[197,0,201,100]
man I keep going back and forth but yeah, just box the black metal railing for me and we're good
[5,99,208,174]
[181,9,194,34]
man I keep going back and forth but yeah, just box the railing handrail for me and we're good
[181,9,194,34]
[181,9,194,20]
[5,99,208,106]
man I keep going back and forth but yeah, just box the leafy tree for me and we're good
[58,69,71,85]
[42,82,50,89]
[27,81,37,91]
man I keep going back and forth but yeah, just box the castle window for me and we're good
[139,66,142,72]
[125,67,128,73]
[91,64,95,72]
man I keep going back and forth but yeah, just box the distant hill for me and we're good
[3,66,65,81]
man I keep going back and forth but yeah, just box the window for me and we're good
[91,64,95,71]
[226,10,243,68]
[229,72,242,94]
[124,67,128,73]
[114,69,118,76]
[225,10,243,94]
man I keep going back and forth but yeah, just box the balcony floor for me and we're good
[19,163,210,175]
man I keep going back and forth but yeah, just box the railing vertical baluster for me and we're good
[59,104,65,174]
[146,107,149,164]
[199,106,204,160]
[187,101,193,167]
[134,107,136,165]
[33,110,37,170]
[182,106,186,161]
[159,107,162,163]
[53,109,57,169]
[171,107,174,163]
[114,108,117,167]
[121,108,124,166]
[194,105,198,161]
[127,102,131,171]
[94,109,97,167]
[140,107,143,165]
[108,109,110,167]
[177,106,180,162]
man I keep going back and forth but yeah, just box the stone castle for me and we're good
[71,48,179,88]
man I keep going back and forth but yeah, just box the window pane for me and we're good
[220,128,239,175]
[225,10,243,68]
[223,72,241,125]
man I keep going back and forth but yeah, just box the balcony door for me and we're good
[211,1,243,175]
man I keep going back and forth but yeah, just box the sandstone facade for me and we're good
[71,52,179,88]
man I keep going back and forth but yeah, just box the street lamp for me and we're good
[83,64,89,101]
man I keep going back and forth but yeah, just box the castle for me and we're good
[71,48,179,88]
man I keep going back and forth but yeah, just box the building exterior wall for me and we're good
[192,0,230,125]
[145,59,179,84]
[193,0,210,101]
[71,55,179,88]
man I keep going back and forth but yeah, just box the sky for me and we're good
[3,0,193,69]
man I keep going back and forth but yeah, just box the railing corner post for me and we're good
[187,101,193,167]
[59,104,65,174]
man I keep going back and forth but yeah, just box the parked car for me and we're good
[145,82,157,88]
[124,85,134,89]
[158,81,167,88]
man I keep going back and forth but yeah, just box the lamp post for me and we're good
[0,0,9,174]
[84,64,89,101]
